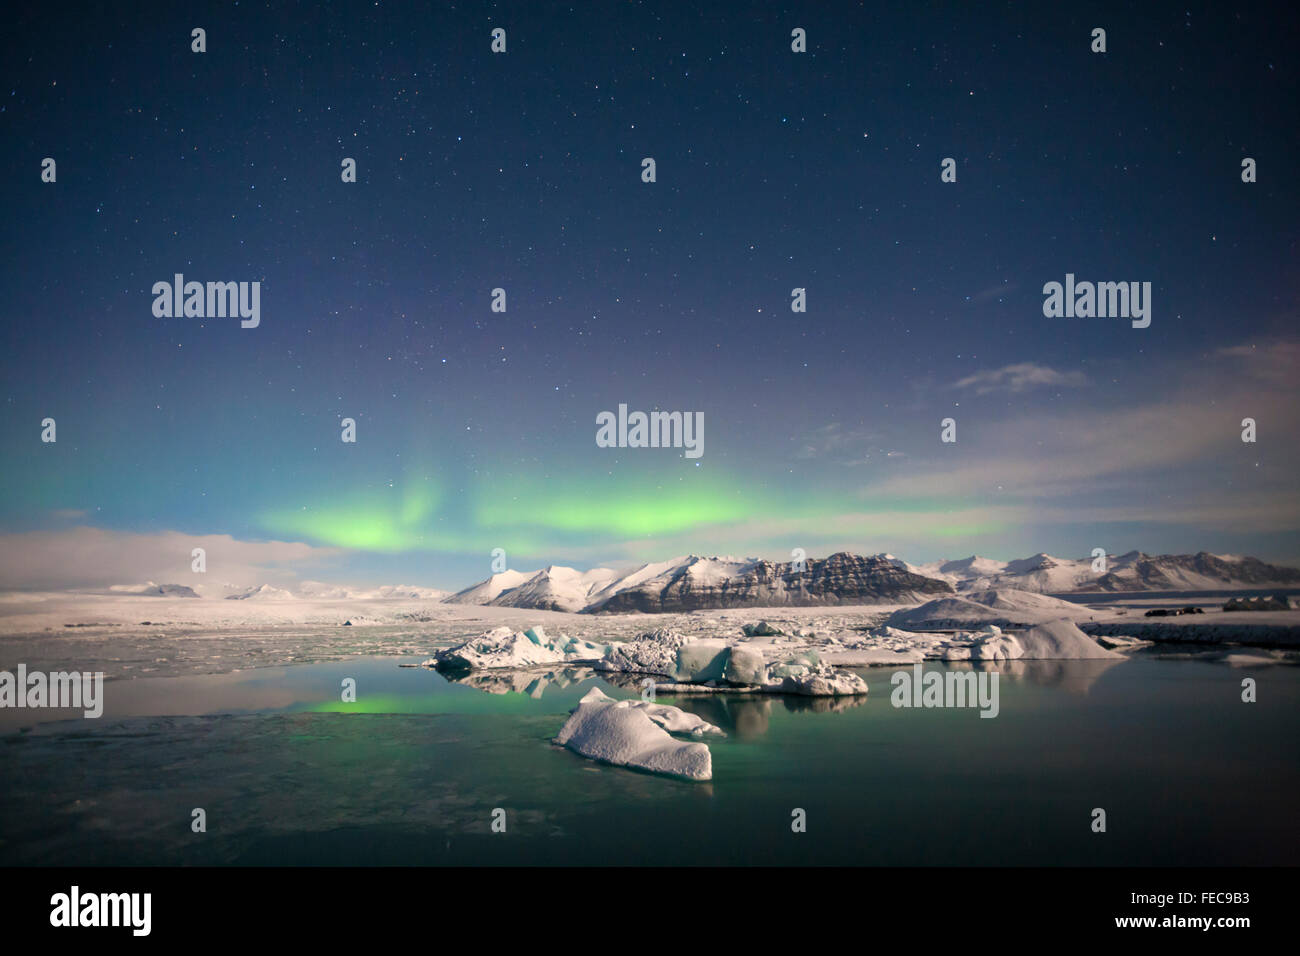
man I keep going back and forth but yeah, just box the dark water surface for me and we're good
[1,655,1295,865]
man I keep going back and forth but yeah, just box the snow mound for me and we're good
[963,589,1092,616]
[1014,619,1123,659]
[885,597,1013,629]
[553,687,720,781]
[938,619,1120,661]
[433,625,608,670]
[886,590,1092,629]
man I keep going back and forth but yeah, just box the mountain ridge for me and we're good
[450,550,1300,613]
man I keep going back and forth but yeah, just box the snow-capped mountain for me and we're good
[444,569,535,605]
[447,550,1300,613]
[592,552,956,612]
[367,584,449,600]
[913,551,1300,593]
[1090,551,1300,592]
[109,582,201,598]
[452,552,955,614]
[296,581,449,600]
[484,566,620,612]
[104,580,450,602]
[587,555,768,612]
[954,552,1100,593]
[223,583,296,601]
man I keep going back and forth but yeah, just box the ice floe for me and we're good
[595,629,869,696]
[553,687,722,781]
[432,625,608,670]
[594,627,693,677]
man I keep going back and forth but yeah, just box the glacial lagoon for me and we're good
[2,651,1296,866]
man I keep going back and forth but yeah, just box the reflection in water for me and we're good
[1,655,1296,866]
[779,694,870,715]
[445,665,869,737]
[434,654,1134,736]
[1127,644,1298,666]
[669,696,772,738]
[596,671,661,694]
[442,666,596,697]
[633,687,867,738]
[941,658,1128,696]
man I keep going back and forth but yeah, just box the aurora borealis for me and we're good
[2,1,1297,590]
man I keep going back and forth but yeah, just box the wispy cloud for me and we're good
[953,362,1087,395]
[1214,339,1300,387]
[0,528,343,591]
[967,280,1020,304]
[794,423,902,465]
[867,344,1300,530]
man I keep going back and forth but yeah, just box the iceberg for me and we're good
[433,626,608,670]
[553,687,722,781]
[938,619,1119,661]
[771,661,869,696]
[672,640,731,682]
[594,627,692,677]
[722,645,768,685]
[597,629,868,696]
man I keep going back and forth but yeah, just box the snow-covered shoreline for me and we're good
[1,586,1297,685]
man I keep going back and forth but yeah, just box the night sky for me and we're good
[2,1,1298,590]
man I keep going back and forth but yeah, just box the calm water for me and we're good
[1,654,1296,865]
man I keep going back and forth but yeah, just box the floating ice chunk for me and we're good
[967,633,1023,661]
[599,630,866,695]
[938,618,1119,661]
[553,688,720,781]
[673,640,730,682]
[768,650,821,679]
[825,646,928,666]
[938,629,1022,661]
[723,645,768,685]
[1014,619,1121,660]
[433,625,608,670]
[767,661,869,696]
[637,698,726,737]
[595,627,692,677]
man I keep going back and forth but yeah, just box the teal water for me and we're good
[1,655,1295,865]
